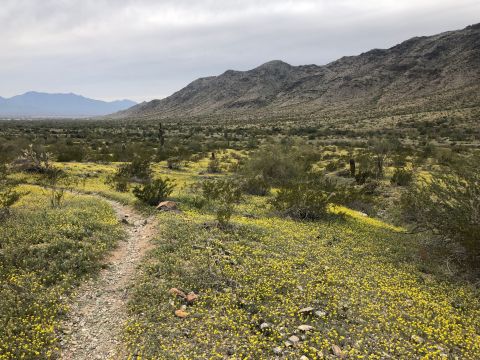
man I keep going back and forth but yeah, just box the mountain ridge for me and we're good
[114,23,480,119]
[0,91,136,118]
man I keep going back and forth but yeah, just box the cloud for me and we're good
[0,0,479,101]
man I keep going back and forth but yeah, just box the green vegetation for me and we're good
[0,105,479,358]
[133,177,175,206]
[0,186,123,359]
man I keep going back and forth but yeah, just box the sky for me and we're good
[1,0,479,103]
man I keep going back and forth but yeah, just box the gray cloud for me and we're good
[1,0,479,102]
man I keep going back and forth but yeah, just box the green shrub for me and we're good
[325,161,339,172]
[0,164,21,219]
[207,158,221,173]
[106,156,152,192]
[241,175,270,196]
[401,159,480,268]
[391,168,413,186]
[202,178,242,227]
[133,178,175,206]
[271,174,349,220]
[167,157,181,170]
[239,143,318,186]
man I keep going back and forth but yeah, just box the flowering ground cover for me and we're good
[0,185,124,359]
[124,189,480,358]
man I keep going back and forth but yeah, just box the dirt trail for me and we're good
[60,197,157,360]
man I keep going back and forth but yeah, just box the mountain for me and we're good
[115,23,480,119]
[0,92,136,118]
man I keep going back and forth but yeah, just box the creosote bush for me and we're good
[106,156,152,192]
[202,178,242,227]
[402,159,480,268]
[239,142,320,187]
[391,167,413,186]
[133,178,175,206]
[0,164,21,219]
[271,174,350,220]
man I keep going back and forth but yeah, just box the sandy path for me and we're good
[59,197,156,360]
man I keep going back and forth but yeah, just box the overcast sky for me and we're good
[1,0,479,102]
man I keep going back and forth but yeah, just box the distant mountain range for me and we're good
[0,92,136,118]
[114,23,480,119]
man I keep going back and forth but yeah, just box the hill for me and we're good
[0,92,136,118]
[114,23,480,119]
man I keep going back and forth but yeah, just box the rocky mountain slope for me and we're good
[115,23,480,119]
[0,92,136,118]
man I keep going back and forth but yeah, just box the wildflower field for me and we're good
[122,162,480,359]
[0,185,123,359]
[2,150,480,359]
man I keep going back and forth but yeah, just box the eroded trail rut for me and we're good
[60,197,157,360]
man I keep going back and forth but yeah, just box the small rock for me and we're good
[168,288,187,299]
[186,292,198,304]
[332,344,344,358]
[174,309,188,318]
[260,322,271,331]
[288,335,300,344]
[411,335,425,344]
[315,310,327,317]
[156,201,178,211]
[300,356,309,360]
[273,347,282,355]
[121,218,129,224]
[298,324,314,332]
[299,307,315,315]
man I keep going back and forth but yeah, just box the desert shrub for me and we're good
[56,144,86,162]
[241,175,270,196]
[0,164,21,219]
[133,178,175,206]
[402,160,480,268]
[167,157,181,170]
[124,156,152,181]
[271,174,349,220]
[239,143,318,187]
[202,178,242,227]
[325,161,339,172]
[355,170,375,185]
[16,145,53,173]
[391,168,413,186]
[43,167,70,208]
[106,156,152,192]
[207,158,221,173]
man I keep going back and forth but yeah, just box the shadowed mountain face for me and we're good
[116,23,480,119]
[0,92,136,118]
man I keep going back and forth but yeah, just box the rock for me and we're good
[273,347,282,355]
[174,309,188,318]
[121,218,129,224]
[186,292,198,304]
[288,335,300,344]
[300,356,309,360]
[156,201,178,211]
[298,324,314,332]
[315,310,327,318]
[168,288,187,299]
[260,322,271,331]
[298,307,315,315]
[332,344,344,358]
[411,335,425,344]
